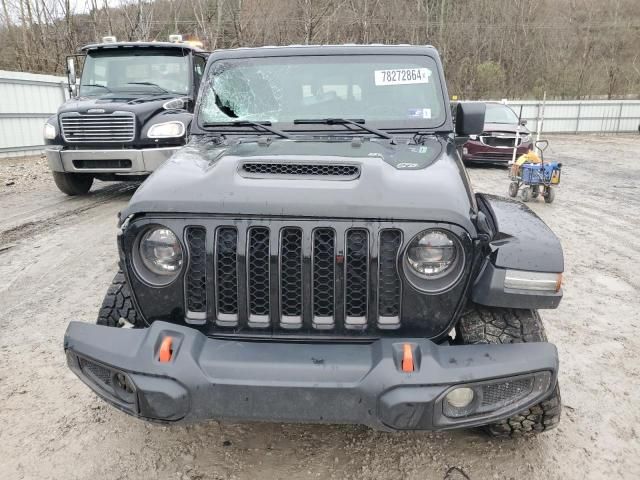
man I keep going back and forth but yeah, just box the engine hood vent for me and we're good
[240,161,360,180]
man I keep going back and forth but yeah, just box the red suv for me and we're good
[460,102,532,165]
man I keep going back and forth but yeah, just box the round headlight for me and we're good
[139,226,183,277]
[406,230,457,277]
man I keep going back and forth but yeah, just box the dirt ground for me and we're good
[1,135,639,480]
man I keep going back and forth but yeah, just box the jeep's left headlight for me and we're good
[43,122,56,140]
[403,229,464,293]
[134,226,183,285]
[147,121,185,138]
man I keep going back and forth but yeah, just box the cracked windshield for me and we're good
[200,55,445,129]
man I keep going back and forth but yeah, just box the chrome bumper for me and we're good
[45,146,180,174]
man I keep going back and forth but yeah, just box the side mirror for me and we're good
[66,56,77,96]
[455,102,486,136]
[520,119,528,126]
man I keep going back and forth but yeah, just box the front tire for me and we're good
[97,270,145,328]
[52,171,93,196]
[457,303,562,438]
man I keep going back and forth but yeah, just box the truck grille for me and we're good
[183,222,404,332]
[60,112,135,143]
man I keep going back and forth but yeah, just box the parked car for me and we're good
[44,36,208,196]
[64,45,563,438]
[460,101,532,165]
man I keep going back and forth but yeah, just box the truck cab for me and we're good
[44,38,208,195]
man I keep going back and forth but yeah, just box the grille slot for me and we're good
[60,113,135,143]
[215,227,238,325]
[185,227,207,321]
[241,162,360,179]
[280,228,303,328]
[79,357,112,386]
[247,227,270,327]
[481,378,534,409]
[345,229,369,329]
[312,228,336,329]
[378,230,402,329]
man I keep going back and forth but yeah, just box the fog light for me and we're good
[445,387,474,408]
[113,372,137,404]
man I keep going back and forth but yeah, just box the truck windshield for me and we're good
[199,55,446,131]
[80,49,190,96]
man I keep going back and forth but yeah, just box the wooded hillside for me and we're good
[1,0,638,99]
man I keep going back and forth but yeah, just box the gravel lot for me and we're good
[1,135,639,480]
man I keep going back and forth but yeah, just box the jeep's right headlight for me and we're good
[43,122,56,140]
[403,229,464,293]
[134,226,183,285]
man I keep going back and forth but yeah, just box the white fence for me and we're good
[0,70,68,158]
[506,100,640,134]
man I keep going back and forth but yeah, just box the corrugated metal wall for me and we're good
[505,100,640,134]
[0,70,68,158]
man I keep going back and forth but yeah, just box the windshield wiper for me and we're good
[81,83,112,92]
[126,82,169,93]
[293,118,396,143]
[203,120,293,140]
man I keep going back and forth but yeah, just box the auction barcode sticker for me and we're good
[375,68,431,86]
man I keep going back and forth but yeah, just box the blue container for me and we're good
[522,162,559,184]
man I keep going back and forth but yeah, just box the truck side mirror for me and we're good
[455,102,486,136]
[66,56,77,96]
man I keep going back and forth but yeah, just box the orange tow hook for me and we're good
[401,343,414,372]
[159,336,173,363]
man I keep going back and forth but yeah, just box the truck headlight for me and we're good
[147,121,185,138]
[133,226,183,285]
[43,122,56,140]
[403,229,464,293]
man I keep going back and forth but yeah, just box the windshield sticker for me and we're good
[408,108,432,119]
[375,68,431,86]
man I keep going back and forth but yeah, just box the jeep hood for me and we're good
[122,136,476,232]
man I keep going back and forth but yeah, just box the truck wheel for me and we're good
[544,187,556,203]
[521,187,531,202]
[508,182,518,198]
[52,172,93,196]
[97,270,145,328]
[457,303,562,438]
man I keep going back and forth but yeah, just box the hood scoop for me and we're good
[239,161,360,180]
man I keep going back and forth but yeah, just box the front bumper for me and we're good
[64,321,558,431]
[45,146,179,174]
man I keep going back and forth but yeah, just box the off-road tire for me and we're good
[457,303,562,438]
[97,270,145,328]
[52,171,93,196]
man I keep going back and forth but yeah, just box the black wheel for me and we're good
[544,187,556,203]
[457,303,562,438]
[97,270,145,328]
[531,185,540,198]
[508,182,518,198]
[52,171,93,196]
[521,187,531,202]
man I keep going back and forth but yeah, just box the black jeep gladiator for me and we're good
[64,45,563,437]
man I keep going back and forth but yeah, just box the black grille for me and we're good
[481,135,521,148]
[345,229,369,322]
[79,357,112,386]
[247,227,270,318]
[241,162,359,179]
[312,228,336,322]
[184,222,407,333]
[280,228,303,317]
[482,378,534,408]
[216,228,238,316]
[185,227,207,315]
[378,230,402,320]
